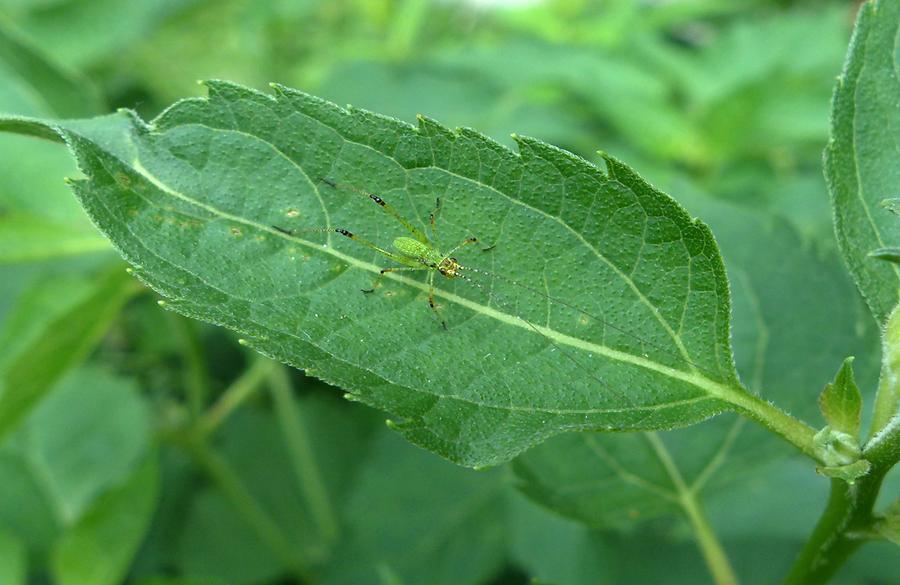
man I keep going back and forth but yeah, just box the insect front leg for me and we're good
[443,236,479,259]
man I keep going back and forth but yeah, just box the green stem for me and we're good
[268,365,340,543]
[183,436,309,581]
[728,390,820,461]
[781,415,899,584]
[681,491,739,585]
[197,357,274,437]
[645,433,739,585]
[168,313,210,419]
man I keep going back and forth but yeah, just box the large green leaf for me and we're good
[514,194,875,528]
[0,81,788,467]
[825,0,900,324]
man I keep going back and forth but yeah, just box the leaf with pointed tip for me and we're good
[825,0,900,325]
[817,459,870,484]
[0,81,759,466]
[819,357,862,438]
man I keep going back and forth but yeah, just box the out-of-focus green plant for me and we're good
[0,1,896,585]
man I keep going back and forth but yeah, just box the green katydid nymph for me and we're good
[274,177,483,329]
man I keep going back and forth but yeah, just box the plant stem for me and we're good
[680,491,739,585]
[781,414,899,584]
[268,364,340,543]
[183,435,309,581]
[728,391,820,461]
[168,313,210,419]
[197,357,274,437]
[645,433,739,585]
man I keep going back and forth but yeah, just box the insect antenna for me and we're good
[318,177,431,245]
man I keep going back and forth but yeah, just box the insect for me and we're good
[275,177,485,329]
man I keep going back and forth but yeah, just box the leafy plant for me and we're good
[0,1,897,584]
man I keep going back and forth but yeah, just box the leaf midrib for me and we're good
[128,157,747,413]
[168,111,701,373]
[417,162,699,371]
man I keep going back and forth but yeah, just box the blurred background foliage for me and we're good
[0,1,896,584]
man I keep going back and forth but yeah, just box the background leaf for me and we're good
[0,367,154,582]
[825,0,900,325]
[322,431,508,585]
[0,21,101,117]
[172,389,378,584]
[19,367,151,522]
[51,455,159,585]
[0,265,138,440]
[0,529,26,585]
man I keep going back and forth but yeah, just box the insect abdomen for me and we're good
[393,236,435,262]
